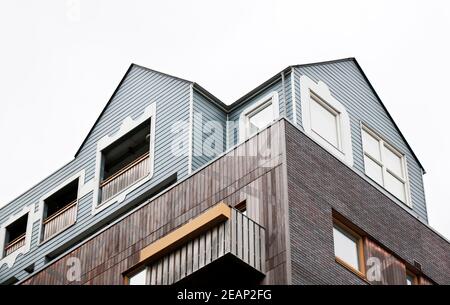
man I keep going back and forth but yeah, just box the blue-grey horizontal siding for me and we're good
[293,61,428,221]
[284,72,293,122]
[0,65,191,283]
[192,90,227,172]
[227,76,291,147]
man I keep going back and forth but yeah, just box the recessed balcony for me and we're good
[42,200,77,242]
[3,214,28,257]
[127,203,266,285]
[99,119,151,204]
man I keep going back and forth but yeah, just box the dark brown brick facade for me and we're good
[285,120,450,285]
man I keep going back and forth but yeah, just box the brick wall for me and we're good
[285,121,450,285]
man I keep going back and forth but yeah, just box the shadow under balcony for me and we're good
[126,203,266,285]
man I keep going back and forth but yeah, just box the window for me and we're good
[300,75,353,166]
[128,269,146,285]
[361,125,410,205]
[310,92,340,149]
[92,103,156,214]
[239,92,279,142]
[235,201,247,216]
[41,179,79,242]
[248,103,274,136]
[406,271,417,285]
[3,214,28,258]
[333,222,364,275]
[99,118,151,204]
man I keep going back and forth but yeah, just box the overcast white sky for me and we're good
[0,0,449,239]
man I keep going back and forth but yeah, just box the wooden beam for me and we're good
[137,202,231,268]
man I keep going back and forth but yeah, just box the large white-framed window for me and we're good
[361,124,411,206]
[92,103,156,215]
[310,91,341,149]
[239,92,279,142]
[0,205,35,268]
[300,75,353,166]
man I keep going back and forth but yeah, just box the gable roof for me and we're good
[74,63,225,157]
[73,59,425,173]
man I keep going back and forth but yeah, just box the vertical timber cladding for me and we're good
[22,120,290,285]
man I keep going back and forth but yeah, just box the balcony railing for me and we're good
[4,233,26,257]
[145,207,266,285]
[42,200,78,241]
[100,153,150,204]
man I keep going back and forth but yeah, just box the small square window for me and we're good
[247,102,274,137]
[239,92,279,142]
[3,214,28,257]
[333,222,364,275]
[406,271,417,285]
[41,179,79,242]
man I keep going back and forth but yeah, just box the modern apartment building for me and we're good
[0,58,449,285]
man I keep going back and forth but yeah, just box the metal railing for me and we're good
[42,200,78,241]
[100,153,150,203]
[4,233,26,256]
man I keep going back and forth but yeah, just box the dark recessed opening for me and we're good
[44,179,79,220]
[235,201,247,215]
[3,214,28,257]
[1,276,18,286]
[24,263,35,274]
[174,253,264,287]
[5,215,27,245]
[102,119,151,181]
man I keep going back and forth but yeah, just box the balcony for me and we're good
[42,200,77,242]
[4,234,26,257]
[100,152,150,203]
[128,203,266,285]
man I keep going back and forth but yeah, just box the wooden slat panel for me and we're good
[192,238,199,272]
[230,209,236,255]
[255,225,261,271]
[249,221,255,268]
[211,226,218,261]
[365,238,406,285]
[243,216,249,263]
[205,230,212,265]
[199,234,205,270]
[237,211,243,259]
[218,222,225,257]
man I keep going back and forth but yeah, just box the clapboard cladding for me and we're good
[1,59,431,284]
[192,89,227,172]
[292,60,427,221]
[227,72,292,148]
[22,122,289,285]
[0,65,192,283]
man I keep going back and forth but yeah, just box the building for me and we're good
[0,58,449,285]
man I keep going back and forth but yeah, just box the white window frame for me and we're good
[36,171,87,245]
[361,124,411,206]
[92,103,156,215]
[239,92,279,142]
[309,91,342,150]
[0,205,35,268]
[300,75,353,166]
